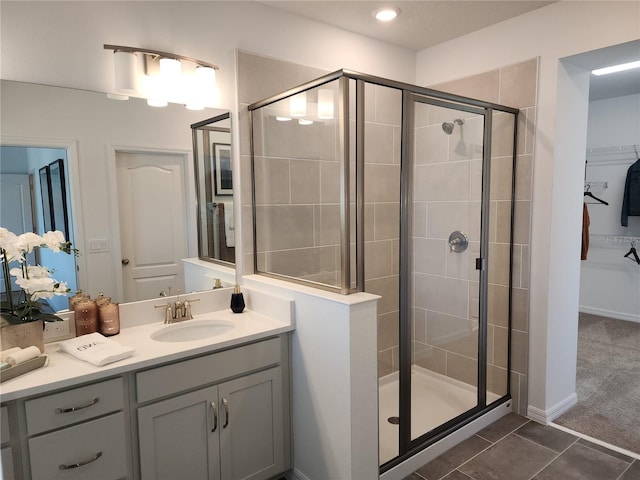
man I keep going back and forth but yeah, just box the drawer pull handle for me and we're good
[55,397,100,413]
[59,450,103,470]
[210,401,218,432]
[222,398,229,428]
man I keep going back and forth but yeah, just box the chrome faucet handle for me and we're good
[155,303,173,324]
[183,298,200,319]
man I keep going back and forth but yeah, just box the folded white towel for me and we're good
[59,333,134,367]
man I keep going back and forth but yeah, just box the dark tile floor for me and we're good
[406,414,639,480]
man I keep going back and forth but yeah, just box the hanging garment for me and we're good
[581,202,590,260]
[621,159,640,227]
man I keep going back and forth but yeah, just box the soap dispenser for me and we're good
[230,284,245,313]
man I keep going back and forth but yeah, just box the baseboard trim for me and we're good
[527,393,577,424]
[579,306,640,324]
[287,468,311,480]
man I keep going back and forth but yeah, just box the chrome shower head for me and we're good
[442,118,465,135]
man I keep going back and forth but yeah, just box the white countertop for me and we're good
[0,307,293,402]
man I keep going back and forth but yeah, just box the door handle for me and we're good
[121,258,130,265]
[222,398,229,428]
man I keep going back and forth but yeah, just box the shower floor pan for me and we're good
[379,365,499,465]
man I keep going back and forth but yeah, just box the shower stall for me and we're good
[248,70,518,471]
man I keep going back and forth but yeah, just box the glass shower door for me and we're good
[400,94,489,449]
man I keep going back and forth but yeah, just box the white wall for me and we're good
[416,1,640,421]
[0,1,415,110]
[587,94,640,148]
[580,93,640,322]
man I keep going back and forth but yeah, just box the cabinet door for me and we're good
[219,368,284,480]
[138,385,220,480]
[28,412,127,480]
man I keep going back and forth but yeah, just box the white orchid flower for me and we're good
[0,228,24,263]
[42,230,66,252]
[17,232,44,253]
[15,276,56,300]
[10,265,52,279]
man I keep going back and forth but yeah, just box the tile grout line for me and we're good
[438,420,532,480]
[614,459,636,480]
[523,436,580,480]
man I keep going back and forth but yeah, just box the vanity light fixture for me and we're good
[290,93,307,117]
[373,7,400,22]
[104,44,219,109]
[317,89,334,119]
[592,60,640,76]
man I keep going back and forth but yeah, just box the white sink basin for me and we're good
[151,319,235,342]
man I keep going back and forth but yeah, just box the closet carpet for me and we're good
[554,313,640,454]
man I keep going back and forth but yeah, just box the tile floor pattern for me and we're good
[405,414,640,480]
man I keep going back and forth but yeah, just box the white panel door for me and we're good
[0,174,35,293]
[116,152,188,302]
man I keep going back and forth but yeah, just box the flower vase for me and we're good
[0,320,44,354]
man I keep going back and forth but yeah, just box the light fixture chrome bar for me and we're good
[104,44,219,70]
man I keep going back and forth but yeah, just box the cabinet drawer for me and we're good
[137,336,281,402]
[1,406,9,444]
[25,377,124,435]
[28,412,127,480]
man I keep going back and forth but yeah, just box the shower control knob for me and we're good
[448,231,469,253]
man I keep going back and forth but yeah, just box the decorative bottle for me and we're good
[230,284,245,313]
[74,298,98,336]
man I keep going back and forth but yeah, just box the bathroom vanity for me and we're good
[0,288,294,480]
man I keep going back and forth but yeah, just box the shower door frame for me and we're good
[247,69,520,472]
[394,92,502,467]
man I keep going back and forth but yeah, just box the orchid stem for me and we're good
[2,249,15,313]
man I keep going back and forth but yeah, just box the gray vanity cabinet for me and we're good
[136,337,288,480]
[1,406,15,479]
[138,385,221,480]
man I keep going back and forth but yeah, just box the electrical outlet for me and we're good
[43,317,73,342]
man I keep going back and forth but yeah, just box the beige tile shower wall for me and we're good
[426,58,538,416]
[362,83,403,378]
[236,51,329,276]
[412,100,485,390]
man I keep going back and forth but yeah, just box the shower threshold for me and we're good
[379,365,500,464]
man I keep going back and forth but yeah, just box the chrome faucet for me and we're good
[155,290,200,324]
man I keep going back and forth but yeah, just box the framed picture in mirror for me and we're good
[213,143,232,196]
[49,159,69,239]
[38,165,53,232]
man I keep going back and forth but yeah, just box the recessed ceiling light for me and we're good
[373,7,400,22]
[592,60,640,76]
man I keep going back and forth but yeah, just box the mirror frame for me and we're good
[191,112,236,266]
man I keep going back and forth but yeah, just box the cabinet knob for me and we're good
[121,258,130,266]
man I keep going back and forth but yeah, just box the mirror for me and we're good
[192,114,235,264]
[1,80,233,309]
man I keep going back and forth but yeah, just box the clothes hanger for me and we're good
[623,241,640,265]
[583,184,609,205]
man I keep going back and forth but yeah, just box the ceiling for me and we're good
[261,1,640,101]
[261,0,555,51]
